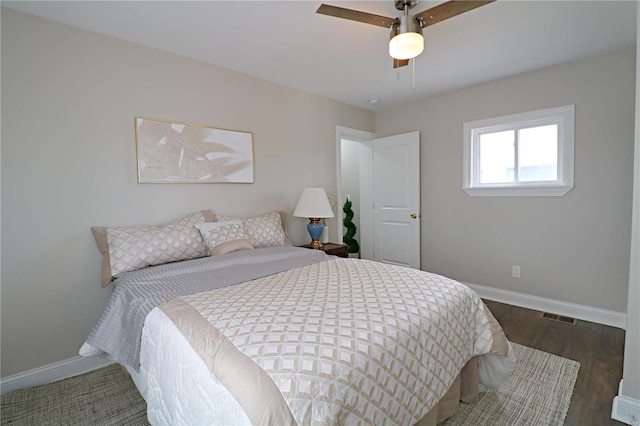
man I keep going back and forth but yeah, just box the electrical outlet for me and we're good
[512,265,521,278]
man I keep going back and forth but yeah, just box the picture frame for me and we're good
[135,117,254,183]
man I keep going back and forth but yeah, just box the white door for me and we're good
[372,131,420,268]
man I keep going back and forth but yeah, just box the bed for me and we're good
[80,210,516,425]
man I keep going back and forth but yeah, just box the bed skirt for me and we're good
[416,357,479,425]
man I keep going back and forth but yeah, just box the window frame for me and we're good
[462,105,575,197]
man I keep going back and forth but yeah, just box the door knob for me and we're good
[410,213,418,219]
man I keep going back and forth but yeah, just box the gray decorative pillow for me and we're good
[195,220,254,256]
[92,210,215,287]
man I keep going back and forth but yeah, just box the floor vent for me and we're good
[541,312,577,325]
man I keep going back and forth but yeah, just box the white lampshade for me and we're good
[293,188,334,218]
[389,32,424,60]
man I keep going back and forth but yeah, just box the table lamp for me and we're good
[293,188,334,249]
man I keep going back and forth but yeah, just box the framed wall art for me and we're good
[135,117,254,183]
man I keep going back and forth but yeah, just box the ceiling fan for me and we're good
[317,0,496,68]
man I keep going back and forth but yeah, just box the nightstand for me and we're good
[299,242,348,258]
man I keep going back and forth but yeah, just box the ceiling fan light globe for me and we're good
[389,32,424,60]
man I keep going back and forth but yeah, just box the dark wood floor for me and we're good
[483,300,626,426]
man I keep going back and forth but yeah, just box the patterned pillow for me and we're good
[195,220,254,256]
[216,211,292,249]
[92,210,215,287]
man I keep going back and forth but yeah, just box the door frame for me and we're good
[335,126,375,259]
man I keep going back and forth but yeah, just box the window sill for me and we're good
[463,185,573,197]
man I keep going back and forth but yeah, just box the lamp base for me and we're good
[307,219,324,250]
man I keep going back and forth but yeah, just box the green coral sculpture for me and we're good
[342,198,360,254]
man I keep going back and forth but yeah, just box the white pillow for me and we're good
[195,220,254,256]
[216,212,291,249]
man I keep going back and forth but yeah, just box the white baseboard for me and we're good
[464,282,627,329]
[612,381,640,425]
[0,355,114,395]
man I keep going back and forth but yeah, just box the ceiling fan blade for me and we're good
[316,4,398,28]
[415,0,496,28]
[393,58,410,69]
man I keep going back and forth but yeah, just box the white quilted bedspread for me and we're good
[163,258,495,425]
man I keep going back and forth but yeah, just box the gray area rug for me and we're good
[1,343,578,425]
[1,364,149,426]
[444,343,580,426]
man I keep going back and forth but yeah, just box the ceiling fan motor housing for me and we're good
[395,14,422,35]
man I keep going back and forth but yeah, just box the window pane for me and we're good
[518,125,558,182]
[479,130,514,183]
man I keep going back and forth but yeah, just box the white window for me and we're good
[462,105,575,197]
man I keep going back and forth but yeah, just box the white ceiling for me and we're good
[2,1,636,111]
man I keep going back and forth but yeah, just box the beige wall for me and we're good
[0,8,374,376]
[376,47,636,313]
[619,3,639,404]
